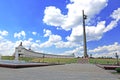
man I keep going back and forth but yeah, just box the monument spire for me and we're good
[19,42,23,46]
[82,10,88,58]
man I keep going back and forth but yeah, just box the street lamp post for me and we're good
[43,54,45,63]
[115,53,119,65]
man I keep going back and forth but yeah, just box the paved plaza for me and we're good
[0,64,119,80]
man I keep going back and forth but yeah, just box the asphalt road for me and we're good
[0,64,119,80]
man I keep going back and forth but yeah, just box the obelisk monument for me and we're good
[82,10,88,58]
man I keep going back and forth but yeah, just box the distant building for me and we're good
[13,42,75,58]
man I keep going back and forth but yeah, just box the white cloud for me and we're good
[104,8,120,32]
[43,0,108,30]
[43,29,52,37]
[0,30,8,36]
[0,36,15,56]
[14,31,26,39]
[36,40,40,43]
[42,6,120,54]
[49,35,62,42]
[32,32,37,35]
[55,41,78,48]
[111,8,120,21]
[0,41,15,56]
[61,46,83,57]
[43,6,66,27]
[42,29,80,48]
[67,7,120,43]
[43,1,120,44]
[66,21,106,42]
[28,38,33,41]
[43,0,118,43]
[40,29,62,48]
[0,31,14,56]
[89,42,120,57]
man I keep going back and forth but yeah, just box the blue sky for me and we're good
[0,0,120,57]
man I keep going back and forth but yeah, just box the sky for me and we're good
[0,0,120,57]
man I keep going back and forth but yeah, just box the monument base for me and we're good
[0,60,62,68]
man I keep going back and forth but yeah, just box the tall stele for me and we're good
[82,10,88,58]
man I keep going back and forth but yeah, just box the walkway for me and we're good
[0,64,119,80]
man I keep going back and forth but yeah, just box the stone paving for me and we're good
[0,63,119,80]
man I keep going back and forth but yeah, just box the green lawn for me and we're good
[1,56,14,60]
[1,56,35,62]
[1,56,120,64]
[1,56,78,64]
[89,58,119,64]
[31,58,78,64]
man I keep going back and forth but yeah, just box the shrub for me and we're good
[115,68,120,73]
